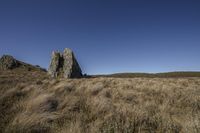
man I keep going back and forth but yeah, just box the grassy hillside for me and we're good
[0,68,200,133]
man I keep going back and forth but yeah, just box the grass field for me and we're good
[0,68,200,133]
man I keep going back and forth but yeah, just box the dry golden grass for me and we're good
[0,68,200,133]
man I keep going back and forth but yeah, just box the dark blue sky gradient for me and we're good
[0,0,200,74]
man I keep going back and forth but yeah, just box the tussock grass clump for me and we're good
[0,69,200,132]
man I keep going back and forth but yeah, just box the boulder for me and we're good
[48,48,82,78]
[0,55,19,70]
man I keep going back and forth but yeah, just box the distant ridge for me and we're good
[93,71,200,78]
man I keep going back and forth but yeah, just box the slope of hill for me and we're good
[0,67,200,133]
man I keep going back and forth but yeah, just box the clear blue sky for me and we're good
[0,0,200,74]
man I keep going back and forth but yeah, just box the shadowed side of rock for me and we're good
[48,48,82,78]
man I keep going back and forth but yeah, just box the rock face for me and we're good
[48,51,63,77]
[0,55,19,70]
[48,48,82,78]
[0,55,47,72]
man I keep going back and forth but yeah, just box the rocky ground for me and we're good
[0,67,200,133]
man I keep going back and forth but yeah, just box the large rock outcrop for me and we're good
[0,55,19,70]
[48,48,82,78]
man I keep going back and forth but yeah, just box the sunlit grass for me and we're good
[0,69,200,133]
